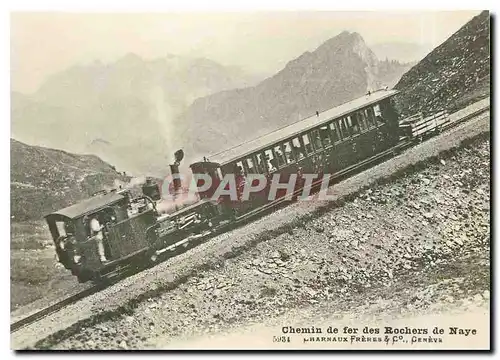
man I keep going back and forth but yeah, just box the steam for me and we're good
[151,85,176,157]
[113,176,147,191]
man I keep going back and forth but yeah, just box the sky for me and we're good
[10,10,481,93]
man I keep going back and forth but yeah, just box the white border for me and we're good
[2,1,497,359]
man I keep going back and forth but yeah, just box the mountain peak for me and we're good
[315,30,370,56]
[179,29,412,161]
[339,30,362,39]
[332,30,364,43]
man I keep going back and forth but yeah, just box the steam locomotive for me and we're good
[45,88,445,282]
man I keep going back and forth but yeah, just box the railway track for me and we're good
[10,101,490,335]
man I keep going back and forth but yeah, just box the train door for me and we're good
[241,152,268,209]
[326,121,341,173]
[379,98,400,144]
[373,103,390,151]
[334,117,352,171]
[355,109,374,160]
[299,133,315,173]
[309,129,326,178]
[345,115,361,166]
[271,142,296,200]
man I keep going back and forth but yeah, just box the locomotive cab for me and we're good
[189,160,222,200]
[45,190,159,282]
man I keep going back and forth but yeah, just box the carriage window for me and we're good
[56,221,68,237]
[235,161,245,175]
[292,137,305,159]
[264,149,278,172]
[373,104,385,125]
[336,120,344,138]
[365,108,375,128]
[282,141,295,164]
[274,145,286,167]
[349,115,360,134]
[241,159,249,174]
[357,111,368,131]
[246,157,255,173]
[346,116,356,136]
[330,122,340,142]
[255,153,267,173]
[302,134,313,155]
[345,118,353,136]
[340,118,350,137]
[320,125,332,148]
[311,129,323,150]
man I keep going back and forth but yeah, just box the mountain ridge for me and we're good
[12,32,413,175]
[10,138,129,221]
[394,11,490,117]
[12,53,262,176]
[173,31,412,164]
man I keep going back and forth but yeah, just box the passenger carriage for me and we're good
[189,89,400,215]
[45,88,403,282]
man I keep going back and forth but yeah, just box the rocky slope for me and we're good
[11,54,260,175]
[14,104,488,350]
[11,139,128,221]
[174,31,412,163]
[50,130,490,350]
[394,11,490,117]
[10,140,127,310]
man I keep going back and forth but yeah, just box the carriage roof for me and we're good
[207,89,399,166]
[45,192,126,221]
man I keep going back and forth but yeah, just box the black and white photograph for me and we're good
[8,8,491,350]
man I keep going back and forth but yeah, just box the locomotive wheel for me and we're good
[90,270,103,283]
[76,269,93,283]
[145,247,159,263]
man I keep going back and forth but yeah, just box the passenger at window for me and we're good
[283,142,294,164]
[311,131,322,150]
[293,145,305,160]
[235,165,246,199]
[274,147,285,166]
[256,154,266,173]
[269,158,279,172]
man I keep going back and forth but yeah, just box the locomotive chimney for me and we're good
[170,164,181,191]
[170,149,184,193]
